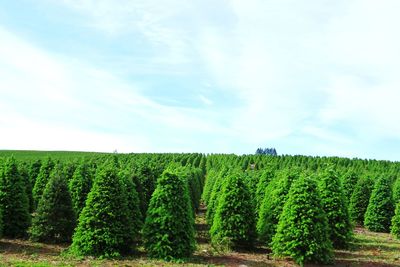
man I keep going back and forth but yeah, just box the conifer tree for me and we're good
[272,176,333,266]
[257,170,298,244]
[318,168,353,248]
[32,157,54,209]
[364,176,394,232]
[210,172,256,249]
[392,177,400,204]
[391,202,400,239]
[30,165,75,243]
[71,161,134,257]
[119,168,142,242]
[342,170,359,203]
[0,157,31,238]
[143,168,196,260]
[349,177,374,225]
[255,168,275,213]
[68,162,93,216]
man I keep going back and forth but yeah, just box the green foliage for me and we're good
[210,172,256,249]
[32,157,55,210]
[257,170,298,244]
[68,162,93,216]
[255,168,275,213]
[272,176,334,266]
[30,165,75,243]
[318,168,353,248]
[201,169,217,205]
[71,161,134,257]
[143,168,196,260]
[392,177,400,203]
[391,202,400,239]
[0,157,31,238]
[349,177,374,225]
[341,170,359,203]
[119,168,143,242]
[206,169,227,224]
[364,177,394,232]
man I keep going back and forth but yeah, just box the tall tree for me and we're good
[318,168,353,248]
[32,157,54,210]
[272,176,333,266]
[210,172,256,249]
[143,168,196,260]
[0,157,31,238]
[71,161,134,257]
[30,165,75,243]
[364,176,394,232]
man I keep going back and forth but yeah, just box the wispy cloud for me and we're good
[1,0,400,158]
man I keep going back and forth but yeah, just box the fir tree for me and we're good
[32,157,54,210]
[349,177,374,225]
[341,170,359,203]
[30,165,75,243]
[71,161,134,257]
[210,172,256,249]
[0,157,31,238]
[318,168,353,248]
[143,168,196,260]
[68,162,93,216]
[257,170,298,244]
[119,168,143,243]
[255,168,275,213]
[272,176,333,266]
[391,202,400,239]
[364,176,394,232]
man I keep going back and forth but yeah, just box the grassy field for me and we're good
[1,207,400,266]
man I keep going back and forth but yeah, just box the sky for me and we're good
[1,0,400,160]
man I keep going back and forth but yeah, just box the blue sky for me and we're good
[1,0,400,160]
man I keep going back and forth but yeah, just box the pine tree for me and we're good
[68,162,93,216]
[391,202,400,239]
[364,176,394,232]
[318,168,353,248]
[143,168,196,260]
[210,172,256,249]
[71,161,134,257]
[32,157,54,210]
[272,176,333,266]
[30,165,75,243]
[349,177,374,225]
[0,157,31,238]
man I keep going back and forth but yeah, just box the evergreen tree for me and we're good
[30,165,75,243]
[71,161,134,257]
[143,168,196,260]
[318,168,353,248]
[32,157,54,209]
[0,157,31,238]
[119,168,143,243]
[210,172,256,249]
[391,202,400,239]
[257,170,298,244]
[28,160,41,212]
[272,176,333,266]
[349,177,374,225]
[255,168,275,213]
[341,170,358,203]
[68,162,93,216]
[392,177,400,203]
[364,176,394,232]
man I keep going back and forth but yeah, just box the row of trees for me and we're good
[0,153,205,260]
[203,154,400,265]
